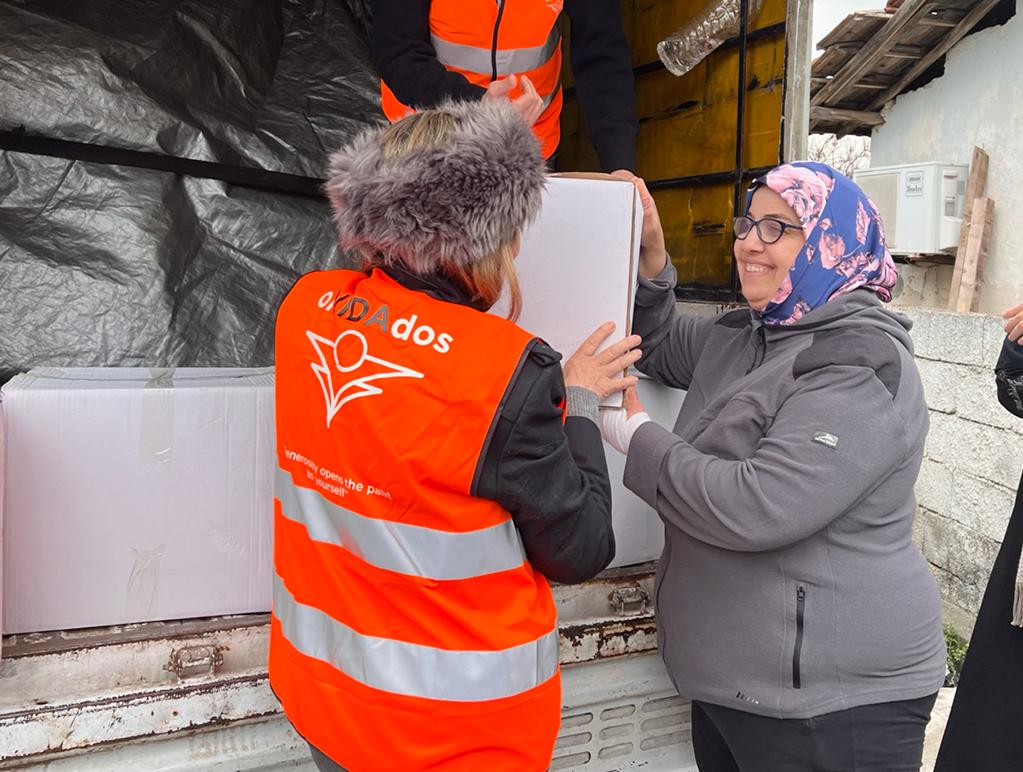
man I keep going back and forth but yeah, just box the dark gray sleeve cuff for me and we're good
[623,419,682,508]
[636,257,677,302]
[565,386,600,424]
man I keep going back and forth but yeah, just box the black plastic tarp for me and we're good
[0,0,384,381]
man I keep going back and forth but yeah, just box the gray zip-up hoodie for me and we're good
[624,263,946,719]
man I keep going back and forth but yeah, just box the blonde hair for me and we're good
[366,110,523,321]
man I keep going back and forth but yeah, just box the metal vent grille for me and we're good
[855,171,900,247]
[551,693,693,771]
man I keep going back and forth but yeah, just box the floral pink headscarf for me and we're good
[749,162,898,326]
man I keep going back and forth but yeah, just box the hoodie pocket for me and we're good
[792,584,806,689]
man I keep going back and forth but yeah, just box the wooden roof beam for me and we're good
[882,43,928,59]
[866,0,1003,111]
[816,10,890,51]
[811,76,896,90]
[809,106,885,129]
[825,42,927,60]
[918,17,958,28]
[916,2,968,29]
[852,80,896,90]
[810,0,932,107]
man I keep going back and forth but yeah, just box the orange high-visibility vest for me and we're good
[380,0,564,159]
[270,268,561,772]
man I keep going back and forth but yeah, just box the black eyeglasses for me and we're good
[733,215,802,245]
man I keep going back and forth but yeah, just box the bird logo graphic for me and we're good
[307,329,424,427]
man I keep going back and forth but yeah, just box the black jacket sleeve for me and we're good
[564,0,638,172]
[371,0,487,108]
[996,336,1023,418]
[476,342,615,584]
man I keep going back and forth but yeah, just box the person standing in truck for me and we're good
[602,163,947,771]
[270,99,642,772]
[371,0,639,172]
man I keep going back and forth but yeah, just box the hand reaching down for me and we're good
[484,74,544,127]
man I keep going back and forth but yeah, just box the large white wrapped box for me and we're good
[496,173,678,566]
[494,174,642,407]
[1,368,274,634]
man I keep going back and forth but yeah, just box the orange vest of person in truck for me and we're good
[380,0,563,159]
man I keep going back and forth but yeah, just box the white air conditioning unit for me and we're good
[853,162,968,255]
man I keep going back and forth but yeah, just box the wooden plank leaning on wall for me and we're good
[948,146,989,312]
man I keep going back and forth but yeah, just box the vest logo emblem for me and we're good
[308,329,424,427]
[812,431,839,449]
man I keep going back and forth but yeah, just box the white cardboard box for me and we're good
[0,367,274,634]
[493,174,642,407]
[491,173,672,565]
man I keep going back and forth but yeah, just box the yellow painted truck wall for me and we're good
[560,0,788,292]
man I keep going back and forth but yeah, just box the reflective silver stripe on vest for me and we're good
[430,24,561,78]
[541,75,561,110]
[275,467,527,581]
[274,575,560,702]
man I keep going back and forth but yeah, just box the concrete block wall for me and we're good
[900,306,1020,622]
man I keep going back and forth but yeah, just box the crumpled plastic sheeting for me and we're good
[0,0,383,174]
[0,0,383,381]
[342,0,373,41]
[0,151,349,382]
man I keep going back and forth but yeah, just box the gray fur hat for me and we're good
[325,99,546,273]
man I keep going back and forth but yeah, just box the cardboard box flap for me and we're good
[3,367,275,393]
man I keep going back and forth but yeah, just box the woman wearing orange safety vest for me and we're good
[372,0,639,172]
[271,99,642,771]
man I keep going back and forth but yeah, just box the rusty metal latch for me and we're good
[608,583,649,616]
[165,644,223,680]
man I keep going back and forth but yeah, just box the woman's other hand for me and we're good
[1002,302,1023,342]
[599,386,651,454]
[611,170,667,279]
[564,322,641,400]
[623,383,646,418]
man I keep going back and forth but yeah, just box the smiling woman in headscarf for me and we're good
[602,162,946,771]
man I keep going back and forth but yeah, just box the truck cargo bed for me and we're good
[0,564,697,771]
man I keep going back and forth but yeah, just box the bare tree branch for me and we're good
[806,134,872,178]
